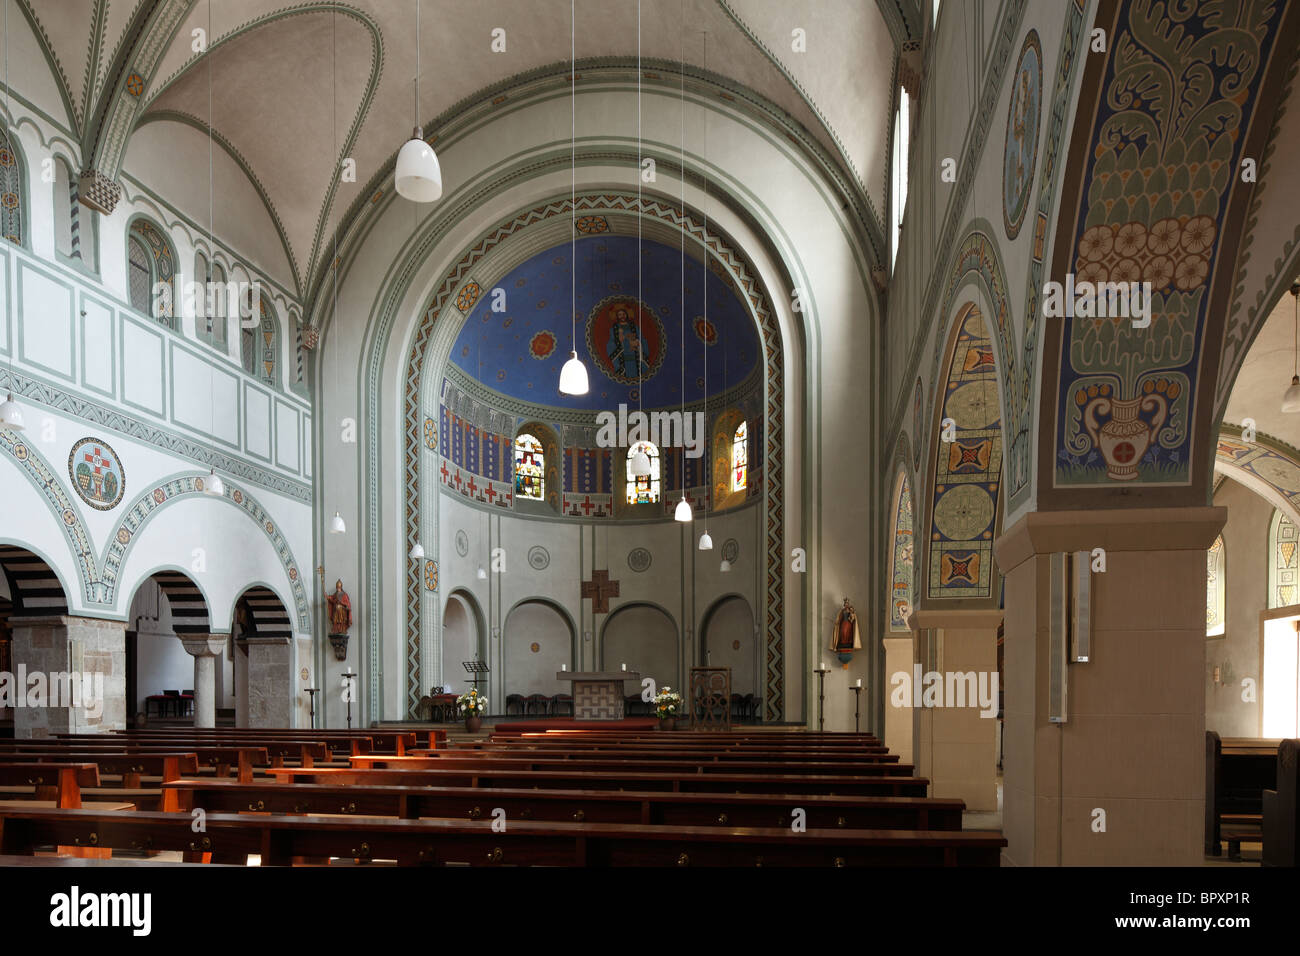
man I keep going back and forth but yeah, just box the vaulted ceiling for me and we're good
[14,0,898,300]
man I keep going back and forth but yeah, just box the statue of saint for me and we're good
[324,578,352,637]
[830,597,861,664]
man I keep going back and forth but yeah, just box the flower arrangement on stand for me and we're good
[653,686,682,730]
[457,688,488,732]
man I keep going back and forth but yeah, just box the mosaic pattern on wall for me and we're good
[889,472,914,631]
[1269,510,1297,609]
[67,437,125,511]
[1002,30,1042,240]
[0,127,22,245]
[1053,0,1288,488]
[928,304,1002,600]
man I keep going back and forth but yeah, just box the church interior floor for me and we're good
[961,776,1004,832]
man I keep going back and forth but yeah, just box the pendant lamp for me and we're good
[409,542,425,560]
[394,1,442,202]
[675,496,692,522]
[720,558,731,573]
[558,0,588,395]
[1283,283,1300,413]
[330,511,346,534]
[476,565,488,581]
[630,444,652,477]
[0,393,24,430]
[204,468,224,497]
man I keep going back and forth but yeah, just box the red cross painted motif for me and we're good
[453,469,464,489]
[485,484,497,504]
[580,496,595,515]
[84,447,108,476]
[439,462,451,483]
[466,476,478,497]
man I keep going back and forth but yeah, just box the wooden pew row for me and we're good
[0,764,99,809]
[0,744,265,783]
[346,754,914,777]
[1205,732,1279,859]
[76,729,432,753]
[262,766,931,797]
[0,807,1005,866]
[487,731,881,745]
[431,749,899,764]
[58,735,339,766]
[163,778,964,831]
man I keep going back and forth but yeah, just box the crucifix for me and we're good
[581,569,620,614]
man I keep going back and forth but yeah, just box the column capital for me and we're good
[994,506,1226,574]
[181,635,225,658]
[905,608,1004,632]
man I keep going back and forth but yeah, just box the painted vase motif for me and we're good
[1083,393,1168,481]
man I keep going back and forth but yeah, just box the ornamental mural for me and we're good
[0,127,22,245]
[1053,0,1288,489]
[68,437,126,511]
[929,304,1002,601]
[889,472,914,631]
[1269,510,1298,609]
[586,295,665,386]
[1002,30,1042,240]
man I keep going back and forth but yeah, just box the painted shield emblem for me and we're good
[68,437,126,511]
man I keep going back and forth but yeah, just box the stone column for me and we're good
[994,507,1223,866]
[906,608,1001,812]
[881,635,914,764]
[7,615,126,737]
[244,636,292,727]
[234,641,250,728]
[181,635,225,728]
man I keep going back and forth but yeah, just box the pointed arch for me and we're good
[0,121,26,248]
[926,301,1003,602]
[1269,509,1298,610]
[1206,534,1225,637]
[888,470,915,630]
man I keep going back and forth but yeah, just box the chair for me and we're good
[505,693,525,716]
[551,694,573,717]
[730,693,745,721]
[625,694,642,717]
[162,689,180,718]
[525,693,549,716]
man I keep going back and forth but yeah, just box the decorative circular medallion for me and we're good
[721,539,740,563]
[68,437,126,511]
[264,521,274,534]
[455,281,482,313]
[455,530,469,556]
[125,72,144,97]
[13,443,27,460]
[232,489,244,504]
[152,488,165,504]
[628,548,652,572]
[1002,30,1042,240]
[288,566,298,581]
[529,330,557,360]
[693,317,717,345]
[527,546,551,570]
[116,528,131,545]
[193,476,205,493]
[530,642,541,653]
[933,484,996,541]
[585,296,666,385]
[423,417,437,449]
[732,640,741,651]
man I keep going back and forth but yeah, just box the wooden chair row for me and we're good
[344,754,913,777]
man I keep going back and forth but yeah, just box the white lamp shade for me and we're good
[698,531,713,550]
[395,131,443,203]
[409,542,426,560]
[674,497,692,522]
[1283,376,1300,413]
[204,470,225,497]
[558,351,589,395]
[476,566,487,580]
[329,511,347,534]
[720,558,731,572]
[0,393,25,431]
[630,448,652,476]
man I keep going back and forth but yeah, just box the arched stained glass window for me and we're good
[127,236,152,314]
[514,433,544,501]
[731,421,748,492]
[0,126,23,245]
[889,472,915,632]
[1206,535,1225,637]
[626,441,661,504]
[1269,511,1298,609]
[128,219,176,327]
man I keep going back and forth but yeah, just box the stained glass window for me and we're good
[127,237,152,314]
[0,128,22,246]
[732,421,748,492]
[514,433,544,500]
[128,219,176,327]
[1206,535,1224,637]
[626,441,661,504]
[1269,511,1298,608]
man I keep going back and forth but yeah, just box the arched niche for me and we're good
[441,589,486,695]
[700,594,755,696]
[502,598,575,699]
[601,602,678,691]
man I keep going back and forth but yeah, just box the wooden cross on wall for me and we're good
[581,569,620,614]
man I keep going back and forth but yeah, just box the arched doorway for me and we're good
[126,570,214,726]
[231,585,293,727]
[502,599,575,713]
[0,545,73,734]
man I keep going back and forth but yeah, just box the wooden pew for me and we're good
[261,766,931,797]
[1262,738,1299,867]
[437,745,895,762]
[83,729,427,754]
[1205,732,1280,858]
[59,734,336,766]
[0,806,1005,866]
[162,778,964,830]
[0,743,265,783]
[345,754,914,777]
[0,763,99,809]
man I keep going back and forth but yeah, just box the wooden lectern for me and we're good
[689,666,732,729]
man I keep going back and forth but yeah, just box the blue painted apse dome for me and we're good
[449,235,761,410]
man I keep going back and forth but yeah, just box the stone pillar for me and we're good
[7,615,126,736]
[881,635,914,764]
[244,636,292,727]
[181,635,225,728]
[234,642,250,728]
[994,507,1223,866]
[906,609,1001,812]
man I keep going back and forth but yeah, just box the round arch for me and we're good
[501,597,577,703]
[698,592,756,697]
[442,587,488,693]
[600,600,678,690]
